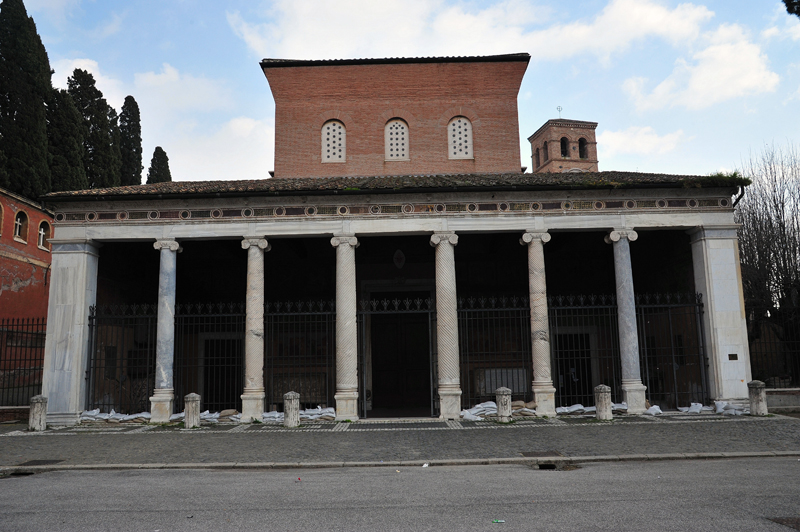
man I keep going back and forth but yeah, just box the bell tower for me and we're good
[528,119,598,173]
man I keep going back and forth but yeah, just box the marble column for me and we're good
[331,235,359,420]
[605,230,647,414]
[430,232,462,419]
[520,231,556,417]
[150,239,180,423]
[241,237,270,422]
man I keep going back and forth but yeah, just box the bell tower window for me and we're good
[560,137,569,158]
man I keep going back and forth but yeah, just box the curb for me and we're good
[2,451,799,475]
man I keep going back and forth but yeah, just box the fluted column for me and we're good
[430,232,462,419]
[605,230,647,414]
[150,238,181,423]
[520,231,556,416]
[331,235,359,421]
[240,237,270,422]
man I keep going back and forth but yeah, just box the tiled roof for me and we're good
[260,53,531,69]
[41,172,748,203]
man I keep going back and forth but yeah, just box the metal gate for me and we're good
[357,298,436,418]
[0,317,46,407]
[548,293,707,409]
[458,296,534,409]
[264,300,336,411]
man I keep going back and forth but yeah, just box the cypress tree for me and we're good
[47,88,87,191]
[108,105,122,186]
[67,68,120,188]
[146,146,171,184]
[119,96,142,186]
[0,0,52,197]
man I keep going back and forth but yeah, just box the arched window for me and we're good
[385,119,409,161]
[534,148,540,168]
[560,137,569,158]
[579,138,588,159]
[542,141,549,162]
[38,221,51,251]
[447,116,473,159]
[322,120,346,162]
[13,211,28,243]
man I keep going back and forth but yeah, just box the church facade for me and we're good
[40,54,751,425]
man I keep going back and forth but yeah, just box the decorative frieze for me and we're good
[52,197,733,224]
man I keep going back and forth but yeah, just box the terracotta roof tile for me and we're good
[41,172,747,203]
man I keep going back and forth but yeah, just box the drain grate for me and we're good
[18,460,64,466]
[770,518,800,530]
[520,451,563,458]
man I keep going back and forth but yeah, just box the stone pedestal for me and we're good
[594,384,613,421]
[495,387,512,422]
[521,231,556,417]
[331,235,360,421]
[184,393,200,428]
[606,230,647,414]
[431,232,463,420]
[284,391,300,428]
[150,388,174,424]
[241,237,270,422]
[29,395,47,431]
[748,380,768,416]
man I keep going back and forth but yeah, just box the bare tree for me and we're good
[735,143,800,384]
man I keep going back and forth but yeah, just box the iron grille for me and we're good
[87,305,157,413]
[636,293,708,408]
[747,307,800,388]
[458,296,533,409]
[0,317,46,407]
[174,303,245,413]
[264,300,336,412]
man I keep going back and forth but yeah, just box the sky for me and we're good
[21,0,800,182]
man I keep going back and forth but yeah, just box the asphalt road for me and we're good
[1,457,798,531]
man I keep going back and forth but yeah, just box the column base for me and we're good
[532,384,556,417]
[621,382,647,414]
[149,388,174,424]
[334,391,359,421]
[438,387,462,420]
[240,390,265,423]
[46,412,80,427]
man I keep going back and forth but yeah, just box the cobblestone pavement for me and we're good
[1,414,799,468]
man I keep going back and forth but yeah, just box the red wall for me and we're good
[0,190,53,318]
[263,59,528,178]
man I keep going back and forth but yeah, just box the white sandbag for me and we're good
[715,401,727,414]
[556,404,585,415]
[612,402,628,412]
[645,405,663,415]
[169,412,185,421]
[583,406,596,413]
[687,403,703,414]
[678,406,689,412]
[461,411,481,421]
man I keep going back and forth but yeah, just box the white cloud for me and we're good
[134,63,233,115]
[51,58,127,109]
[162,118,274,182]
[24,0,80,25]
[228,0,712,62]
[623,24,780,110]
[597,126,685,156]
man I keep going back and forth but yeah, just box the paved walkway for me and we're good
[2,413,800,473]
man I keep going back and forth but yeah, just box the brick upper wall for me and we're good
[262,58,529,178]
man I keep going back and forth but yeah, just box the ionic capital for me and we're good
[520,231,551,246]
[242,237,270,251]
[153,239,182,252]
[604,230,638,244]
[430,232,458,247]
[331,235,359,248]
